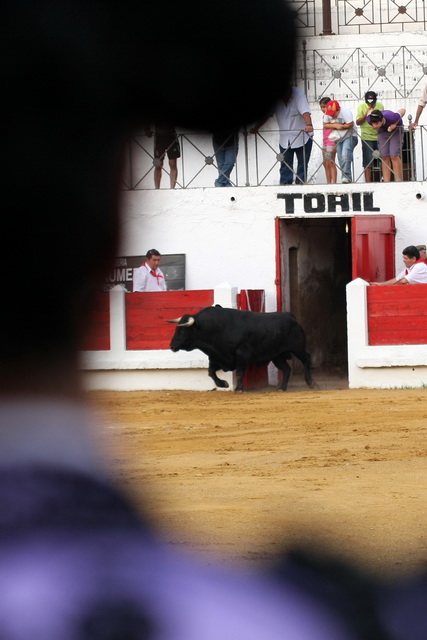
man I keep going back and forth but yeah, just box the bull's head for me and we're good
[167,315,196,352]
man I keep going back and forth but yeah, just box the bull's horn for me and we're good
[166,316,195,327]
[178,317,195,327]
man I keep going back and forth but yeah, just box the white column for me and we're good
[214,282,238,308]
[109,285,127,353]
[346,278,369,388]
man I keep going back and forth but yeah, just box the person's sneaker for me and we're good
[342,177,351,183]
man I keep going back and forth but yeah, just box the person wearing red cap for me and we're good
[323,100,358,183]
[319,96,337,184]
[356,91,384,182]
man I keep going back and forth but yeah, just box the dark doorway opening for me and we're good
[279,217,352,379]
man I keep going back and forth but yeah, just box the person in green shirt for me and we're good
[356,91,384,182]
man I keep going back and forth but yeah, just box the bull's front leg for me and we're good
[208,360,229,388]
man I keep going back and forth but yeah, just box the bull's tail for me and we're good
[302,351,314,388]
[289,322,314,389]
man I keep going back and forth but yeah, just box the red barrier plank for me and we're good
[81,294,110,351]
[237,290,269,390]
[369,330,427,345]
[367,284,427,345]
[126,290,214,350]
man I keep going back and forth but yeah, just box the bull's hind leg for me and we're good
[208,360,229,388]
[235,366,246,393]
[292,349,315,389]
[272,356,292,391]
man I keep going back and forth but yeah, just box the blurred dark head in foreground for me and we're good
[2,0,295,391]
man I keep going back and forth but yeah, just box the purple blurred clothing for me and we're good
[0,400,354,640]
[0,401,425,640]
[0,464,358,640]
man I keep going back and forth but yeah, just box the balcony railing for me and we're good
[121,125,427,190]
[290,0,427,37]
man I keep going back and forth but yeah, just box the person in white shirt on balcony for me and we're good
[250,84,313,185]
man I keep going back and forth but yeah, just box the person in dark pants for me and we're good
[250,84,313,184]
[356,91,384,183]
[212,129,239,186]
[149,124,181,188]
[367,108,406,182]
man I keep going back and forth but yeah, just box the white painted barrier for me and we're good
[81,283,237,391]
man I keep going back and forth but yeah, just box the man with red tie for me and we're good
[133,249,167,291]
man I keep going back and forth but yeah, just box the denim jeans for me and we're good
[279,137,313,185]
[336,135,358,182]
[213,134,239,186]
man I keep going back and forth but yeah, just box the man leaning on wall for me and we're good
[370,245,427,284]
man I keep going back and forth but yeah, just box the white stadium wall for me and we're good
[82,181,427,391]
[120,181,427,298]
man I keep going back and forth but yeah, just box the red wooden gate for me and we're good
[351,215,396,282]
[81,293,110,351]
[237,289,269,390]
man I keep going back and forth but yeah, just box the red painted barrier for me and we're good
[367,284,427,345]
[126,290,214,350]
[81,293,110,351]
[237,289,269,390]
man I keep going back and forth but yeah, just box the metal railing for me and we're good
[296,43,427,105]
[121,124,427,189]
[290,0,427,37]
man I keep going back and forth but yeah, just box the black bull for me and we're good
[168,306,314,392]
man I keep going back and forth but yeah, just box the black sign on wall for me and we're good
[103,254,186,292]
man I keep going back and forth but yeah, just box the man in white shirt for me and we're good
[323,100,358,183]
[274,85,314,184]
[371,245,427,284]
[133,249,167,292]
[250,85,314,184]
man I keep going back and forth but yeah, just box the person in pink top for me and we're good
[319,97,337,183]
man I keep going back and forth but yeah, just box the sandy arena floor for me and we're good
[88,383,427,578]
